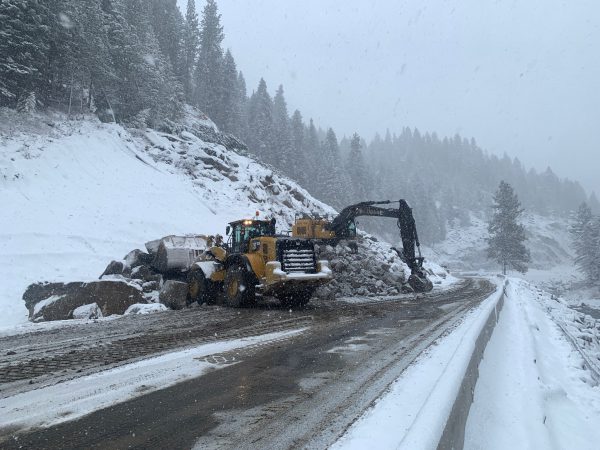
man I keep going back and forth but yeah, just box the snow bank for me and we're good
[465,279,600,449]
[0,328,305,432]
[332,278,504,450]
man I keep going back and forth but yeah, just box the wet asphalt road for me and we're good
[0,279,495,450]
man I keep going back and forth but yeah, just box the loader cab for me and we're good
[226,219,276,254]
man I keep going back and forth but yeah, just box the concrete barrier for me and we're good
[437,280,507,450]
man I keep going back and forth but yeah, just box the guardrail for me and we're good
[437,279,507,450]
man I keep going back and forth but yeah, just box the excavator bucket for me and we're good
[407,269,434,293]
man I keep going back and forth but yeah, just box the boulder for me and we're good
[131,265,155,282]
[159,280,189,310]
[99,260,124,278]
[142,280,160,293]
[28,280,144,322]
[72,303,103,320]
[123,249,153,268]
[22,281,84,312]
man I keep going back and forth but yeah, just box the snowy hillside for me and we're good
[0,108,334,329]
[426,212,577,287]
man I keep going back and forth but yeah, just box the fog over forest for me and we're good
[191,0,600,198]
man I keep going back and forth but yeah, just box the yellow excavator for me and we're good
[292,200,434,293]
[186,217,332,307]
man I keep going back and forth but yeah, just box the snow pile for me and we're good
[316,232,455,300]
[0,108,332,328]
[465,279,600,449]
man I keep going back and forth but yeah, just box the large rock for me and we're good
[123,249,153,268]
[27,280,144,322]
[22,282,84,312]
[159,280,189,310]
[99,260,124,278]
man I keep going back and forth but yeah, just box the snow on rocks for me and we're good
[72,303,103,320]
[125,303,168,315]
[25,280,143,322]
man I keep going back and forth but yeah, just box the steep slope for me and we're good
[0,108,334,328]
[426,212,577,289]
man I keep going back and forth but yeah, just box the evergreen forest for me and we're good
[2,0,597,243]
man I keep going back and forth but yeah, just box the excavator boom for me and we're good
[293,199,433,293]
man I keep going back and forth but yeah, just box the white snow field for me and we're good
[0,328,305,432]
[0,109,332,329]
[465,279,600,450]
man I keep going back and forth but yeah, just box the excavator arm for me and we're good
[326,199,433,292]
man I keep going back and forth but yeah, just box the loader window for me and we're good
[230,221,273,253]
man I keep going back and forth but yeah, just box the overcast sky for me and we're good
[181,0,600,197]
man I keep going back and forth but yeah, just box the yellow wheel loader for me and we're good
[187,218,332,307]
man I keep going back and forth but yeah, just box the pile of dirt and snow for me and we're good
[315,232,454,300]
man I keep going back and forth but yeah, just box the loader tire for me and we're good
[187,267,216,305]
[224,264,255,308]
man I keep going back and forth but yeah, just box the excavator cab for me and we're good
[338,219,357,239]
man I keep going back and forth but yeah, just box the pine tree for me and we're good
[220,50,242,134]
[235,70,249,141]
[571,203,600,285]
[318,128,348,208]
[346,133,369,200]
[486,181,530,274]
[589,192,600,213]
[587,218,600,285]
[0,0,50,107]
[290,110,309,183]
[193,0,224,125]
[302,118,320,193]
[272,85,294,171]
[149,0,184,75]
[247,78,274,163]
[106,0,182,125]
[182,0,200,100]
